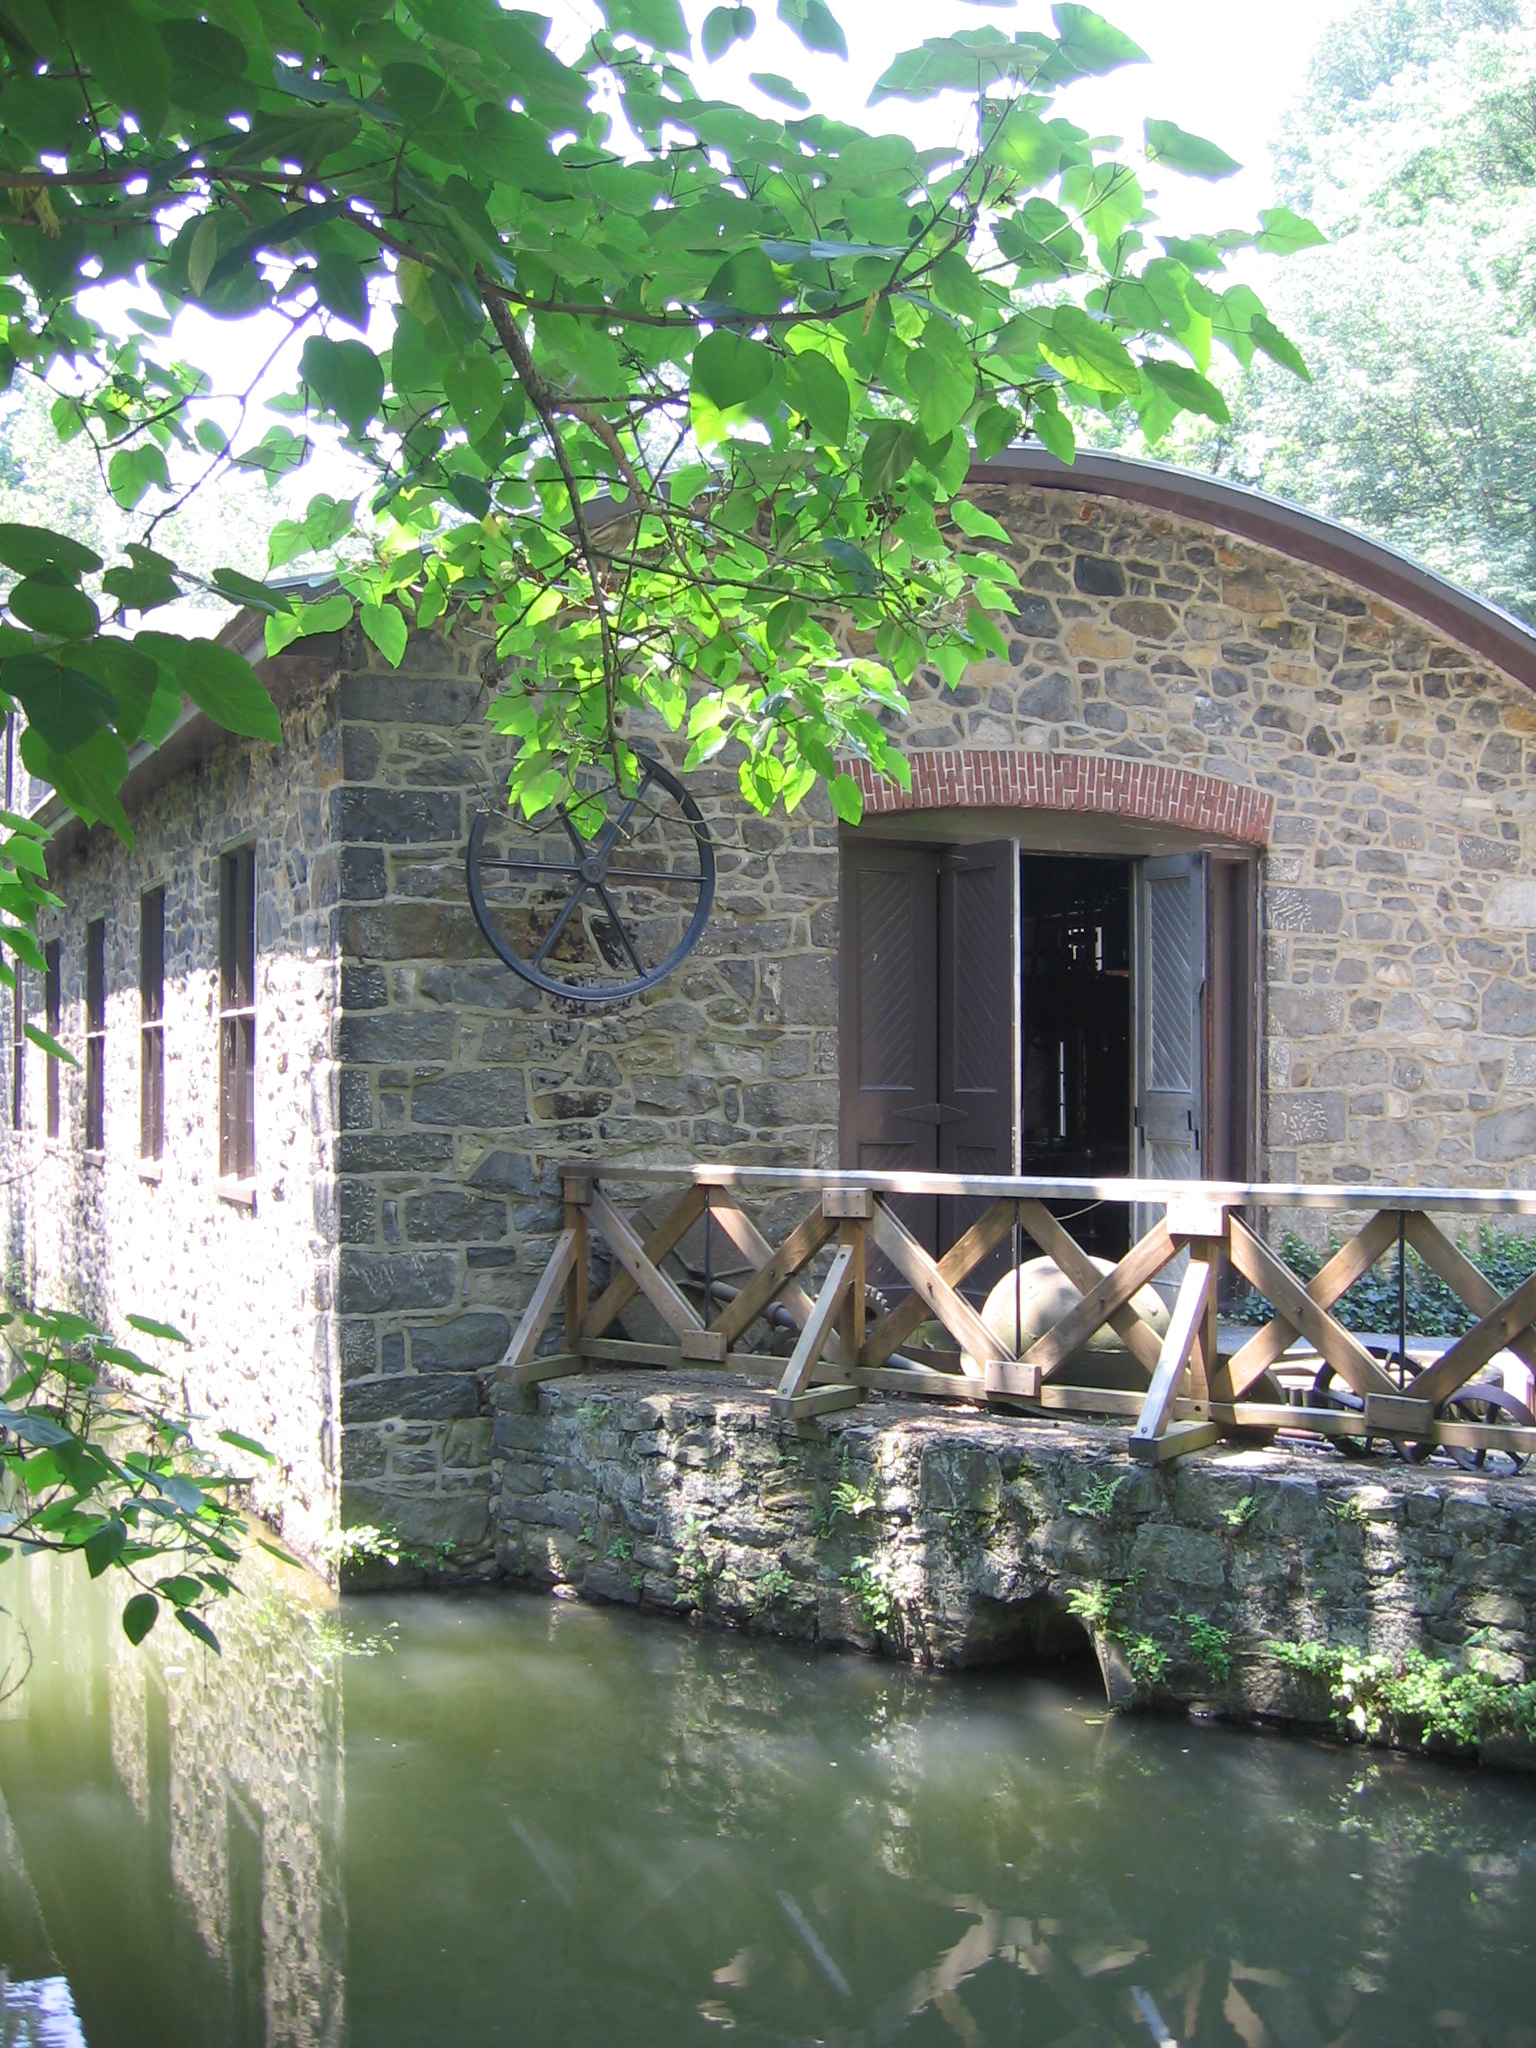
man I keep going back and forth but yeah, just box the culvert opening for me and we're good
[969,1593,1105,1695]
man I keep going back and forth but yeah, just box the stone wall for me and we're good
[330,641,841,1569]
[0,680,343,1556]
[492,1370,1536,1762]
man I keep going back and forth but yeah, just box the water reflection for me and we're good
[0,1560,1532,2047]
[0,1550,344,2048]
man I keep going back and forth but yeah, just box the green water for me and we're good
[0,1558,1532,2048]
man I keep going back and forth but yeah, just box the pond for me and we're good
[0,1554,1532,2048]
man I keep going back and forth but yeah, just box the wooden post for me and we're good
[837,1216,866,1370]
[562,1174,590,1348]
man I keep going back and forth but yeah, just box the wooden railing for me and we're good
[501,1168,1536,1466]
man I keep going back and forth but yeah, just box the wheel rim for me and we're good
[466,751,716,1004]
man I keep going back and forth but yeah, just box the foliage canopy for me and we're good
[0,0,1313,869]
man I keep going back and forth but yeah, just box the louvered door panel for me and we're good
[1134,854,1206,1249]
[840,843,941,1261]
[938,841,1019,1290]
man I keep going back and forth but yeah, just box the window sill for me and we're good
[81,1148,104,1169]
[217,1177,257,1211]
[138,1158,164,1184]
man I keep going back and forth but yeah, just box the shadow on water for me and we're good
[0,1556,1532,2047]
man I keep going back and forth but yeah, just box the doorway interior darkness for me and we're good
[839,837,1256,1290]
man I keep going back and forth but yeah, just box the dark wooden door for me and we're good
[938,842,1018,1181]
[840,842,941,1260]
[841,838,1019,1294]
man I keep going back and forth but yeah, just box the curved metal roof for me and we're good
[970,447,1536,696]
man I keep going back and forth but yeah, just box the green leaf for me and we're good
[974,403,1021,462]
[1142,357,1230,423]
[300,335,385,437]
[782,350,851,444]
[107,444,172,511]
[359,600,408,667]
[211,569,293,618]
[7,580,99,639]
[232,426,310,477]
[1050,4,1147,76]
[861,418,919,494]
[1251,311,1311,380]
[84,1519,127,1578]
[692,328,776,410]
[749,72,810,109]
[140,634,281,742]
[23,1022,77,1067]
[175,1607,221,1653]
[2,652,116,752]
[601,0,691,52]
[126,1313,190,1344]
[218,1428,276,1462]
[908,317,976,440]
[1143,120,1239,180]
[702,5,755,60]
[443,354,504,444]
[827,772,862,823]
[1028,394,1075,462]
[34,726,131,841]
[778,0,846,59]
[103,544,180,615]
[1256,206,1326,256]
[72,2,172,137]
[1046,305,1141,395]
[122,1592,159,1644]
[0,524,102,583]
[0,0,61,56]
[950,499,1011,544]
[821,537,878,592]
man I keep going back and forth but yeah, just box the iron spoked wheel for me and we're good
[465,751,716,1005]
[1310,1363,1378,1459]
[1440,1383,1534,1474]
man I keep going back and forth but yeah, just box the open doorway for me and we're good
[1020,854,1131,1258]
[838,836,1255,1290]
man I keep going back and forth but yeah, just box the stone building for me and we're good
[4,447,1536,1571]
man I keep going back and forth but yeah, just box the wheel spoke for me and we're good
[602,866,706,887]
[477,858,581,876]
[596,763,655,861]
[596,882,647,978]
[532,882,587,968]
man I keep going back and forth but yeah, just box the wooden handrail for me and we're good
[499,1168,1536,1465]
[557,1163,1536,1218]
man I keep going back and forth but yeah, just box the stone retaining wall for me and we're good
[491,1371,1536,1759]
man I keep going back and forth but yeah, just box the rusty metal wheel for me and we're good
[1441,1383,1534,1473]
[465,750,715,1004]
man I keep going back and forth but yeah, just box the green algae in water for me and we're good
[0,1553,1533,2047]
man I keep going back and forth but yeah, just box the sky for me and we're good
[104,0,1366,563]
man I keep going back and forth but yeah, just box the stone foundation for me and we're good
[490,1372,1536,1759]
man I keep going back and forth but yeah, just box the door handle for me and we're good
[895,1102,968,1126]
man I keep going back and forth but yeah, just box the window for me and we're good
[219,847,255,1180]
[85,918,105,1152]
[44,939,59,1140]
[9,973,21,1130]
[140,888,164,1161]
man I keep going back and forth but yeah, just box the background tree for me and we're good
[1107,0,1536,623]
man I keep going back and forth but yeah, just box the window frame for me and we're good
[10,971,22,1131]
[219,847,256,1184]
[140,886,165,1163]
[85,917,105,1154]
[44,938,60,1141]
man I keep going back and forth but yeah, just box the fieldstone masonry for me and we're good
[493,1370,1536,1761]
[7,471,1536,1587]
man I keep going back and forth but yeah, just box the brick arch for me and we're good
[845,749,1272,846]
